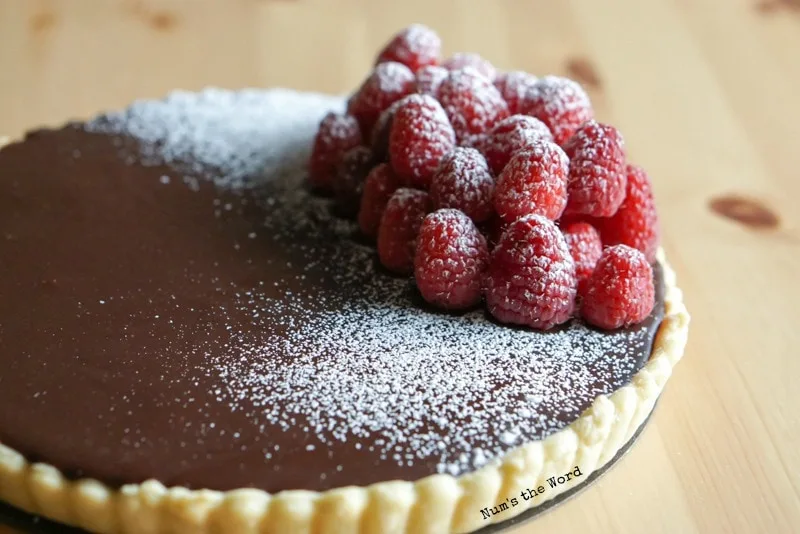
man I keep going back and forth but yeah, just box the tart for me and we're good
[0,29,689,534]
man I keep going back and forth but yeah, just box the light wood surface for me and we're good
[1,1,799,533]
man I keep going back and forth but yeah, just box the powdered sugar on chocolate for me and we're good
[86,89,660,479]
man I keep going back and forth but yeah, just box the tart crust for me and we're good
[0,130,690,534]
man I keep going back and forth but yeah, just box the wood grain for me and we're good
[1,0,798,532]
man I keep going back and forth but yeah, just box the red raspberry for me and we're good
[415,65,449,96]
[581,245,655,329]
[563,121,627,217]
[376,24,442,73]
[358,163,402,239]
[389,94,456,189]
[349,62,415,137]
[442,53,497,81]
[493,140,569,224]
[370,100,402,163]
[478,114,553,175]
[562,222,603,298]
[414,209,489,310]
[438,68,510,146]
[429,147,494,223]
[485,215,576,329]
[333,146,374,218]
[493,71,538,115]
[377,188,431,274]
[521,76,593,146]
[595,164,660,263]
[308,112,362,193]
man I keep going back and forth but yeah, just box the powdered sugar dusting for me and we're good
[83,88,660,480]
[87,88,344,189]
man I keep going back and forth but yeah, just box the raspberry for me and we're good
[414,209,489,310]
[358,163,402,239]
[581,245,655,330]
[493,140,569,224]
[595,164,660,263]
[493,71,538,115]
[442,53,497,81]
[376,24,442,73]
[437,68,510,146]
[415,65,449,96]
[377,188,431,274]
[563,121,627,217]
[308,112,362,193]
[370,100,402,163]
[562,222,603,298]
[521,75,594,146]
[389,94,456,189]
[333,146,375,218]
[484,215,577,329]
[349,61,415,137]
[429,147,494,223]
[478,114,553,175]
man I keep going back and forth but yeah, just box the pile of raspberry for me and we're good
[309,24,661,331]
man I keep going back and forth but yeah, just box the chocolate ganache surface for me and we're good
[0,89,665,493]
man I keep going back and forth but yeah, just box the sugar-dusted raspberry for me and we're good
[349,61,415,137]
[478,114,553,175]
[563,121,627,217]
[389,94,456,189]
[437,68,510,146]
[415,65,449,96]
[358,163,402,239]
[333,146,375,218]
[521,75,593,146]
[493,71,538,115]
[442,53,497,81]
[377,188,431,274]
[429,147,494,223]
[376,24,442,73]
[562,222,603,298]
[485,215,576,329]
[308,112,362,193]
[595,164,660,263]
[493,140,569,224]
[370,100,402,163]
[414,209,489,310]
[582,245,655,329]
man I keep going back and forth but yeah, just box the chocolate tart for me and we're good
[0,89,690,534]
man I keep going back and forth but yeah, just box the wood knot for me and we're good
[756,0,800,13]
[565,57,602,90]
[149,11,178,31]
[30,11,58,34]
[127,2,178,32]
[709,194,779,230]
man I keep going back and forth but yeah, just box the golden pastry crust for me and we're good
[0,137,690,534]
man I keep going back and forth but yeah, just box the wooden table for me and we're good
[1,1,798,533]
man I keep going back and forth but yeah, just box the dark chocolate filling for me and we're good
[0,111,664,494]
